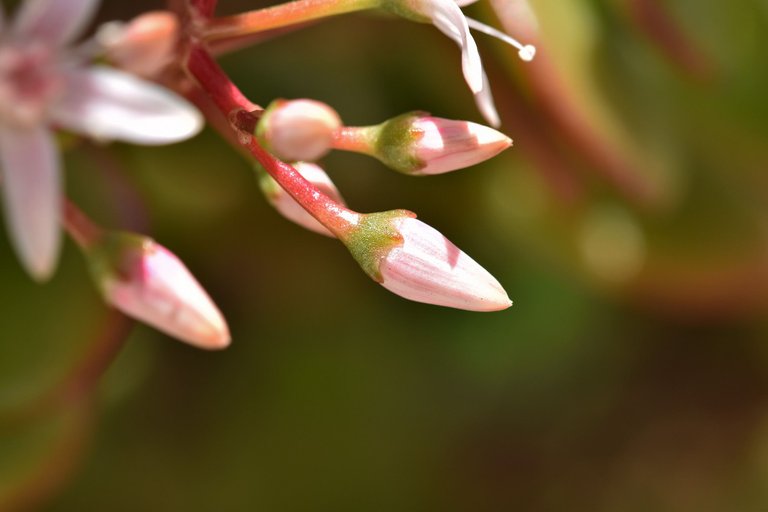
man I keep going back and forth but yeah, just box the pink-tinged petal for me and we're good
[51,67,203,145]
[258,99,341,162]
[379,217,512,311]
[13,0,100,46]
[260,162,344,237]
[95,235,230,349]
[0,125,61,281]
[413,116,510,173]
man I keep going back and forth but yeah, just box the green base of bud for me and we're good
[373,111,428,174]
[341,209,416,281]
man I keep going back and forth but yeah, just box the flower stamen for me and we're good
[465,17,535,61]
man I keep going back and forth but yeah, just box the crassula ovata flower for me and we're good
[85,232,230,350]
[0,0,202,281]
[336,111,512,175]
[341,210,512,311]
[257,161,345,237]
[382,0,535,127]
[256,98,342,161]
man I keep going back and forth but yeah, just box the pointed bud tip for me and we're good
[23,256,57,282]
[194,323,232,350]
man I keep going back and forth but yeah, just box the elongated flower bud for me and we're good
[85,232,230,349]
[341,210,512,311]
[367,112,512,175]
[256,99,342,161]
[97,11,179,78]
[257,162,345,237]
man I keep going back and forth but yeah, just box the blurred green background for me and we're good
[3,0,768,510]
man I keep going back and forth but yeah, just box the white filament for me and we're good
[466,17,536,61]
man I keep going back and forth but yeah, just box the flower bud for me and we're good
[97,11,179,78]
[86,232,230,349]
[342,210,512,311]
[257,162,345,237]
[371,112,512,175]
[256,99,342,161]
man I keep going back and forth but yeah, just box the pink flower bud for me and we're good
[97,11,179,78]
[258,162,345,237]
[88,233,230,349]
[256,99,342,161]
[343,211,512,311]
[373,113,512,175]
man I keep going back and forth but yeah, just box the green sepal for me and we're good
[254,99,286,149]
[85,232,149,292]
[342,210,416,282]
[254,163,281,200]
[373,111,428,175]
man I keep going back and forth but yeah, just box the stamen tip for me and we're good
[518,45,536,62]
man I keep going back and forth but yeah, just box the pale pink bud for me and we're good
[97,11,179,78]
[343,211,512,311]
[89,233,230,349]
[410,116,512,174]
[373,113,512,175]
[258,162,345,237]
[256,99,342,161]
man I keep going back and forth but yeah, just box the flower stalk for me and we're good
[62,199,104,250]
[185,44,359,237]
[332,112,512,175]
[202,0,380,42]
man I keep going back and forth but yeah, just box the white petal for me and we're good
[428,0,484,93]
[13,0,100,46]
[474,70,501,127]
[454,0,479,6]
[51,67,203,145]
[0,125,61,281]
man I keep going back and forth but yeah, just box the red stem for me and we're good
[63,199,104,250]
[190,0,218,18]
[185,44,360,235]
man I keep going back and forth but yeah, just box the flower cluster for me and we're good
[1,0,537,348]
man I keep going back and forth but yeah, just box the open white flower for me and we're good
[0,0,202,281]
[390,0,535,127]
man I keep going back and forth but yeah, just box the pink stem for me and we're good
[202,0,377,42]
[185,45,360,235]
[190,0,218,18]
[331,126,376,154]
[62,199,104,250]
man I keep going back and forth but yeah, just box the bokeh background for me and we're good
[2,0,768,510]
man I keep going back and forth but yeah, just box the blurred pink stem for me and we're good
[63,199,104,250]
[623,0,714,80]
[202,0,379,42]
